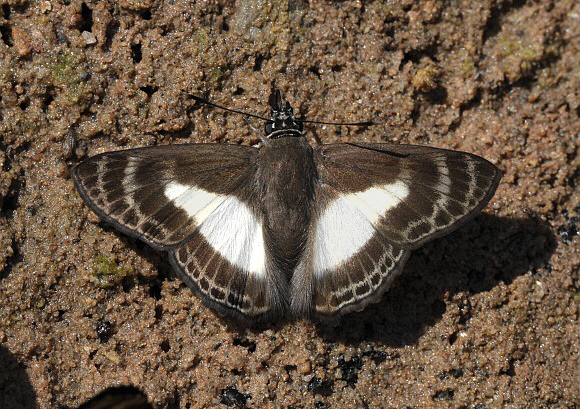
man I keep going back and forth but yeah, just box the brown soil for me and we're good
[0,1,578,408]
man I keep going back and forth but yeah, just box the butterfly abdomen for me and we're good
[256,137,317,275]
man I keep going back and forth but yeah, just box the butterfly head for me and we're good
[265,89,304,138]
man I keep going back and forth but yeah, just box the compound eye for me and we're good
[265,122,274,135]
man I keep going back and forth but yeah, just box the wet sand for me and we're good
[0,1,578,408]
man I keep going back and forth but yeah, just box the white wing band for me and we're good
[165,181,267,278]
[313,181,409,276]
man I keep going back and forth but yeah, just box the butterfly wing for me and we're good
[72,144,285,323]
[76,386,152,409]
[291,143,501,321]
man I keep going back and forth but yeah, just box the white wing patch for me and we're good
[198,196,266,277]
[165,182,224,223]
[164,181,266,277]
[313,181,409,276]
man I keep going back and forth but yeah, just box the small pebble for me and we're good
[12,27,32,56]
[297,360,312,374]
[82,31,97,45]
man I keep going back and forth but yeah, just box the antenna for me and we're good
[190,95,270,122]
[190,94,377,128]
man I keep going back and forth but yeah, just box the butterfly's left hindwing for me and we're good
[292,143,501,321]
[72,144,287,322]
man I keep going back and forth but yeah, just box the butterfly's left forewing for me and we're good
[72,144,258,249]
[72,144,286,323]
[292,143,501,321]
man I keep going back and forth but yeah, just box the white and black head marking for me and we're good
[264,89,304,138]
[72,89,501,325]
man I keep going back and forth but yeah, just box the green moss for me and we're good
[90,255,132,289]
[209,65,224,83]
[195,29,209,47]
[51,50,80,82]
[459,54,477,79]
[48,49,88,105]
[491,21,560,83]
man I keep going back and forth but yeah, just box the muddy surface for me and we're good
[0,1,578,408]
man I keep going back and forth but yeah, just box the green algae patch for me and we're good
[89,255,133,289]
[48,49,89,106]
[485,6,562,84]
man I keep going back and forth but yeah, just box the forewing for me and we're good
[73,144,286,322]
[293,143,501,320]
[72,144,258,249]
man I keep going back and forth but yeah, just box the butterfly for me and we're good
[72,90,501,325]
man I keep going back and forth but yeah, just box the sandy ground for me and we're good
[0,0,578,408]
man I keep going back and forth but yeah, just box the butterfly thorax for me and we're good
[255,136,316,275]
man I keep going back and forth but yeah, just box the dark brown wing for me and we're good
[72,144,257,250]
[73,143,287,323]
[290,143,501,322]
